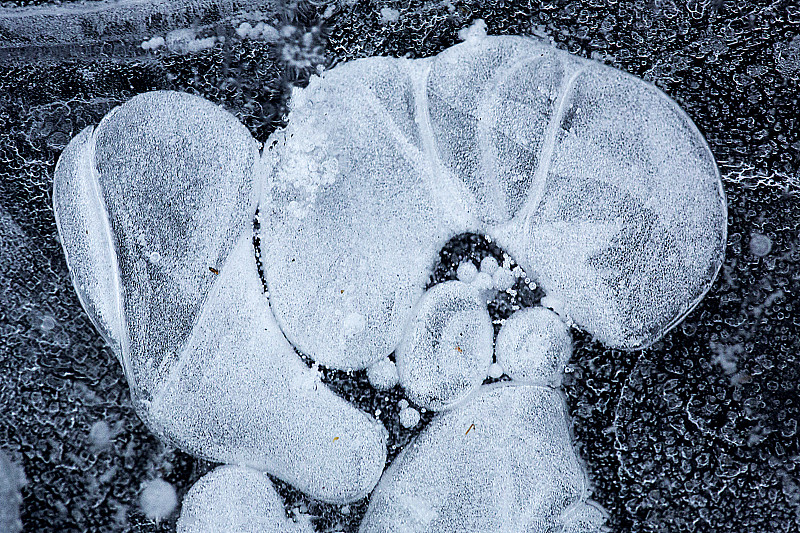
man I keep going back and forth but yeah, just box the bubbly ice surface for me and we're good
[53,31,727,530]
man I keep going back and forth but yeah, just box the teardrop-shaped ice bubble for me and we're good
[359,384,606,533]
[55,90,260,400]
[263,35,725,366]
[178,466,313,533]
[495,307,572,386]
[54,91,387,503]
[395,281,493,411]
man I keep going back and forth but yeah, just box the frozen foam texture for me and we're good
[495,307,572,385]
[178,466,313,533]
[359,384,605,533]
[396,281,493,411]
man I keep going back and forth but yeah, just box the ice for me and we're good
[53,91,387,503]
[359,384,605,533]
[379,8,400,24]
[146,234,388,503]
[560,502,608,533]
[495,307,572,386]
[455,260,478,283]
[398,407,420,429]
[178,466,313,533]
[260,57,462,370]
[492,266,515,290]
[488,362,504,379]
[367,357,400,390]
[395,281,493,411]
[426,36,727,349]
[0,449,22,533]
[749,232,772,257]
[139,478,177,522]
[52,32,727,521]
[54,90,260,397]
[479,256,499,274]
[262,35,725,370]
[88,421,113,451]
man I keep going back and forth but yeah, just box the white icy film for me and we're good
[359,384,606,533]
[178,466,313,533]
[262,34,726,367]
[395,281,493,411]
[495,307,572,386]
[53,91,387,504]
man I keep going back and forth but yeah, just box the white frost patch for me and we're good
[379,7,400,23]
[398,406,420,428]
[141,36,165,50]
[236,21,280,41]
[458,19,488,42]
[140,478,177,522]
[178,466,313,533]
[495,307,572,386]
[367,357,399,390]
[396,281,493,411]
[360,384,606,533]
[88,420,112,451]
[456,260,478,283]
[164,28,219,54]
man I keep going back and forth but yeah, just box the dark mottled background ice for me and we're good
[0,1,798,531]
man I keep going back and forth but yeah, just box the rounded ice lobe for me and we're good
[178,466,313,533]
[367,357,399,390]
[495,307,572,385]
[140,478,177,522]
[262,35,726,370]
[53,91,387,503]
[359,384,606,533]
[396,281,493,411]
